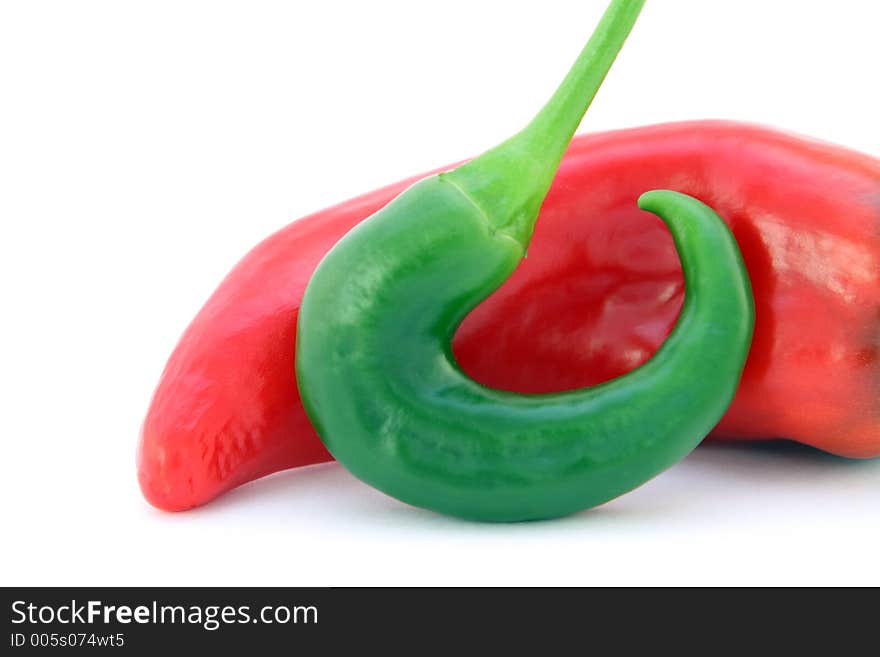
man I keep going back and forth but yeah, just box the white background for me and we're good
[2,0,878,586]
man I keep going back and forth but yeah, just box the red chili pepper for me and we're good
[138,120,880,512]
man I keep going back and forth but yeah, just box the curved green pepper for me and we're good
[296,0,754,521]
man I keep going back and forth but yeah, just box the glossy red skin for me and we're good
[138,121,880,511]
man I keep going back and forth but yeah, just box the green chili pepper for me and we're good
[296,0,754,521]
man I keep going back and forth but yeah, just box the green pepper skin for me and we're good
[296,0,754,521]
[296,184,754,521]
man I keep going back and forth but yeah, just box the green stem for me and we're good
[445,0,646,248]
